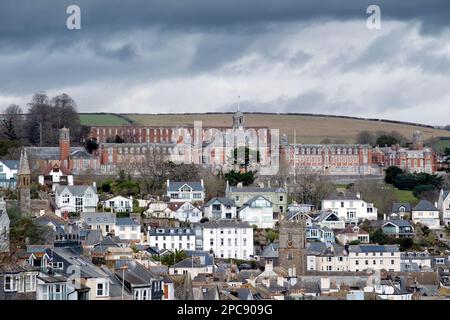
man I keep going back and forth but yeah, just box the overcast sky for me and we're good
[1,1,450,125]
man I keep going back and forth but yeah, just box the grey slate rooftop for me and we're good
[413,200,438,211]
[201,220,252,229]
[348,244,400,253]
[229,186,286,193]
[205,197,236,207]
[55,185,96,196]
[391,203,412,212]
[167,181,204,192]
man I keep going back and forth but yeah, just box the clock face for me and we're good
[287,240,293,247]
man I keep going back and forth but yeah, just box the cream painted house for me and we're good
[347,245,401,272]
[412,200,441,230]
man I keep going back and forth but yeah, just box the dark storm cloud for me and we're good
[1,0,450,42]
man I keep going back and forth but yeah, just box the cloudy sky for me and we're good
[1,0,450,125]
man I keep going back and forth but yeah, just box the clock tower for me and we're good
[279,215,307,276]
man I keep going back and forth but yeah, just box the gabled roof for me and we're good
[201,220,251,229]
[167,181,204,192]
[391,203,412,213]
[205,197,236,207]
[115,217,140,226]
[413,200,438,211]
[228,186,286,193]
[382,220,414,228]
[114,260,162,286]
[0,160,19,170]
[313,211,343,223]
[348,244,400,253]
[55,185,96,197]
[442,190,450,200]
[42,163,72,176]
[242,195,272,206]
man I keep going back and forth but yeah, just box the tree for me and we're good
[231,146,260,171]
[161,249,187,266]
[26,92,81,146]
[370,228,389,245]
[8,208,51,251]
[356,131,376,145]
[85,138,99,154]
[290,174,334,208]
[349,181,397,216]
[384,166,403,184]
[225,170,256,186]
[1,104,24,141]
[376,134,398,147]
[204,172,226,200]
[266,230,279,243]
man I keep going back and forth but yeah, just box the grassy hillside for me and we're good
[80,113,132,126]
[79,112,450,144]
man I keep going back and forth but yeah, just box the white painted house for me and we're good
[173,202,202,223]
[148,227,196,251]
[166,180,205,203]
[321,191,378,224]
[55,185,99,213]
[202,220,254,260]
[103,196,133,213]
[203,197,237,220]
[114,218,141,241]
[347,245,401,272]
[412,200,441,230]
[0,160,18,189]
[80,212,116,236]
[237,195,275,229]
[437,189,450,226]
[38,163,74,191]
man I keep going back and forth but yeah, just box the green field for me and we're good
[78,112,450,144]
[79,114,132,126]
[393,188,418,205]
[433,139,450,154]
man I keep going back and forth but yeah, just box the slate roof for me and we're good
[382,220,414,228]
[228,186,286,193]
[242,195,272,206]
[313,210,343,223]
[26,146,93,160]
[442,190,450,200]
[391,203,412,213]
[348,244,400,253]
[114,260,162,285]
[167,181,204,192]
[201,220,252,229]
[0,160,19,170]
[261,243,279,258]
[413,200,438,211]
[80,212,116,225]
[205,197,236,207]
[115,217,140,226]
[149,227,194,236]
[172,253,214,268]
[55,185,96,197]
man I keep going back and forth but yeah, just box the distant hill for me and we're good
[79,112,450,144]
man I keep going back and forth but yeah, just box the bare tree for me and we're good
[348,181,397,216]
[290,173,334,208]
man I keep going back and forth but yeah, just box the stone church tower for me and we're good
[232,110,245,130]
[18,149,31,216]
[278,215,307,277]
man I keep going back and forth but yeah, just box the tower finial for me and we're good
[237,95,240,112]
